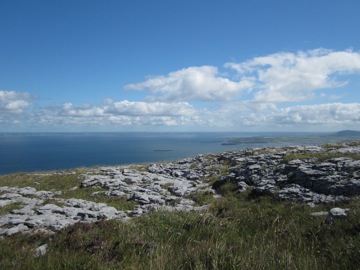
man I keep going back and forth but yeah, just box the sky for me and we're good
[1,0,360,132]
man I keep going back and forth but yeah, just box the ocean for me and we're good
[0,132,358,175]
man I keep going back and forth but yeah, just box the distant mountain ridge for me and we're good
[335,130,360,136]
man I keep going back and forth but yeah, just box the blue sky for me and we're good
[1,0,360,132]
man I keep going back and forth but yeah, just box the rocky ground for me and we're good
[1,141,360,237]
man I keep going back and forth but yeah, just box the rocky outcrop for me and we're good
[0,156,216,236]
[213,144,360,204]
[0,186,127,236]
[1,141,360,236]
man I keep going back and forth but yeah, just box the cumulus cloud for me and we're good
[125,66,253,101]
[107,100,195,116]
[0,90,30,114]
[31,100,198,128]
[210,102,360,129]
[59,100,195,118]
[125,49,360,105]
[225,49,360,102]
[272,103,360,125]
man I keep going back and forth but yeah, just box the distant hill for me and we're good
[335,130,360,136]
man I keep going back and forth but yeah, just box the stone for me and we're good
[277,184,348,204]
[329,207,349,218]
[1,224,29,236]
[310,211,329,216]
[254,178,277,195]
[34,244,48,258]
[0,200,16,207]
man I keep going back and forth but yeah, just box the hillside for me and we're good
[0,141,360,269]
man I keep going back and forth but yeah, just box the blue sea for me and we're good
[0,132,358,175]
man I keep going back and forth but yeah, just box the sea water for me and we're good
[0,132,357,175]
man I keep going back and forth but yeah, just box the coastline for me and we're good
[1,131,359,175]
[1,140,360,235]
[1,140,360,268]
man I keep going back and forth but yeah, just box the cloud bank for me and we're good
[125,66,253,101]
[2,49,360,131]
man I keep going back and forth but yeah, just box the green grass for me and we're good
[185,190,216,206]
[1,190,360,269]
[323,141,360,149]
[0,171,136,211]
[0,202,23,215]
[0,171,83,191]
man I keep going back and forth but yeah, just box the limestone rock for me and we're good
[34,244,48,258]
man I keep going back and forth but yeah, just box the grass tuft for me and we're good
[0,202,23,215]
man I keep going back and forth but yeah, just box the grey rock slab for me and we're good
[330,179,360,196]
[7,217,27,225]
[36,204,65,215]
[0,193,22,200]
[329,207,349,218]
[129,192,165,205]
[310,211,329,217]
[338,147,360,154]
[34,244,48,258]
[1,224,30,236]
[237,181,249,192]
[0,199,16,207]
[278,184,348,204]
[12,205,36,216]
[254,178,278,195]
[168,185,189,197]
[105,190,127,197]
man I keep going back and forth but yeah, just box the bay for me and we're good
[0,132,357,175]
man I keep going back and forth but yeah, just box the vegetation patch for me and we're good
[0,202,23,215]
[0,171,83,192]
[1,192,360,269]
[160,183,173,190]
[323,141,360,149]
[89,192,136,211]
[186,190,216,206]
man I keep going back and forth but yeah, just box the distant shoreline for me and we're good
[1,131,359,175]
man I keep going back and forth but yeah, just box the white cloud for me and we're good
[107,100,195,116]
[225,49,360,102]
[0,90,30,114]
[60,103,106,117]
[125,49,360,105]
[31,100,198,128]
[59,100,195,118]
[273,103,360,125]
[193,101,360,131]
[125,66,253,101]
[61,101,359,130]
